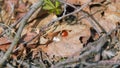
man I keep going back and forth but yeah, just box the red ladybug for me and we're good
[61,30,68,37]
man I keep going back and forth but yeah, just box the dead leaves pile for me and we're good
[0,0,120,68]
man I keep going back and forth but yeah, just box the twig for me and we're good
[6,63,14,68]
[13,33,40,53]
[0,14,24,37]
[59,0,77,9]
[60,0,106,35]
[62,4,67,16]
[0,0,43,67]
[16,60,30,68]
[41,0,92,31]
[0,23,17,36]
[85,59,120,68]
[82,10,106,33]
[0,12,4,23]
[6,2,15,25]
[84,15,102,35]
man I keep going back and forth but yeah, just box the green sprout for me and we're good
[43,0,61,15]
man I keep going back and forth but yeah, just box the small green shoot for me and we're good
[43,0,61,15]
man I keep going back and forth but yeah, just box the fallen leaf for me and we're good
[39,24,90,59]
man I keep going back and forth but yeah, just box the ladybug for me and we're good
[61,30,68,37]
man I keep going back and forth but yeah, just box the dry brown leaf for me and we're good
[36,14,57,29]
[0,43,10,52]
[0,37,11,45]
[88,2,119,32]
[39,24,91,59]
[104,3,120,25]
[0,37,11,51]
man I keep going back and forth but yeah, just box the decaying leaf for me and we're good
[39,24,91,59]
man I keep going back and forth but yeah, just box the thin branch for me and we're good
[41,0,92,31]
[81,10,106,33]
[0,0,43,67]
[0,16,24,37]
[60,0,106,35]
[85,59,120,68]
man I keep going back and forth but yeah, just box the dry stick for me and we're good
[59,0,77,9]
[0,12,4,23]
[82,10,106,33]
[0,0,43,67]
[80,13,102,35]
[13,33,40,53]
[83,14,102,35]
[6,2,15,25]
[58,0,105,35]
[6,63,14,68]
[0,15,24,37]
[85,60,120,68]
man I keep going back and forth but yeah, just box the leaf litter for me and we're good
[0,0,120,68]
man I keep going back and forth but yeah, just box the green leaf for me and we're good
[55,0,60,8]
[55,8,61,14]
[43,4,54,10]
[44,0,55,8]
[43,0,61,15]
[49,9,55,13]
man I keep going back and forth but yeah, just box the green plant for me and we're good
[43,0,61,15]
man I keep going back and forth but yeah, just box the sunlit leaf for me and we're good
[43,0,61,15]
[44,0,55,8]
